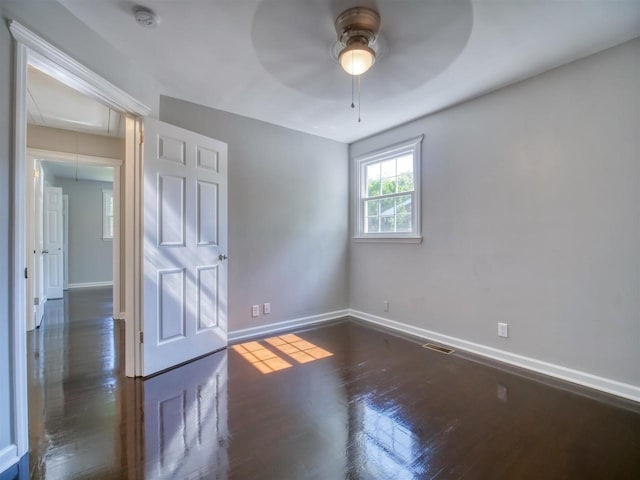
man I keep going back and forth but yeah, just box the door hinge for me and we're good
[139,331,144,343]
[24,267,28,279]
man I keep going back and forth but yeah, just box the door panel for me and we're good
[158,174,185,246]
[44,186,64,299]
[143,119,228,376]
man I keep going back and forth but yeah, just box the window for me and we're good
[354,136,423,242]
[102,189,114,240]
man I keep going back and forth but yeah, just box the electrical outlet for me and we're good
[251,305,260,317]
[383,300,389,312]
[263,302,271,315]
[498,322,508,338]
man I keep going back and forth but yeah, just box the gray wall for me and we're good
[160,96,349,332]
[50,177,114,285]
[349,38,640,387]
[0,2,14,458]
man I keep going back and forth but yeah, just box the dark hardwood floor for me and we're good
[25,288,640,479]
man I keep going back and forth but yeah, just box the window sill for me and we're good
[102,237,113,242]
[353,235,423,244]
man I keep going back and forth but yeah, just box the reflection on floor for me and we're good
[26,288,640,479]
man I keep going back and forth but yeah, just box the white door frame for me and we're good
[9,20,150,462]
[63,193,69,291]
[26,149,123,320]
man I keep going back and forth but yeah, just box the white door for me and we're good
[44,186,64,300]
[144,350,228,479]
[34,163,45,327]
[63,194,69,290]
[143,119,228,376]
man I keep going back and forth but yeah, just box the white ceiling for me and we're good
[28,66,124,137]
[41,160,114,183]
[58,0,640,143]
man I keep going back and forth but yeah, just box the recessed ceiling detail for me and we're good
[251,0,473,100]
[27,66,124,138]
[58,0,640,142]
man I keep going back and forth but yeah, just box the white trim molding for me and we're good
[349,309,640,403]
[9,21,151,117]
[10,36,30,461]
[67,281,113,289]
[0,444,19,477]
[228,310,350,344]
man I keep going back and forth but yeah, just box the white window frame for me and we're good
[102,189,114,240]
[353,135,423,243]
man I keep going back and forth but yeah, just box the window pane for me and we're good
[366,163,381,197]
[397,173,413,193]
[107,196,113,215]
[365,199,379,216]
[380,198,395,215]
[396,214,411,232]
[380,159,396,179]
[395,195,412,214]
[108,217,114,237]
[381,177,397,195]
[367,179,381,197]
[366,217,379,233]
[380,215,395,232]
[397,155,413,175]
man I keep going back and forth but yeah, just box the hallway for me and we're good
[28,288,127,478]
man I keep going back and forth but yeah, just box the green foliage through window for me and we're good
[363,155,414,234]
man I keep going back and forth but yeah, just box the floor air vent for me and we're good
[422,343,455,355]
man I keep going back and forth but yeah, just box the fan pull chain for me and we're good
[357,75,362,123]
[351,73,355,109]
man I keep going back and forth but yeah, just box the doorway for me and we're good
[9,21,149,462]
[25,65,124,331]
[9,22,228,470]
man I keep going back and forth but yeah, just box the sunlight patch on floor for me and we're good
[265,334,333,364]
[231,342,292,374]
[232,334,333,373]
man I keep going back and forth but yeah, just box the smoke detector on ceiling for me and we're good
[134,6,158,28]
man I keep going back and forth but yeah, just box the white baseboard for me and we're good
[67,281,113,289]
[349,309,640,403]
[0,444,18,477]
[228,309,350,343]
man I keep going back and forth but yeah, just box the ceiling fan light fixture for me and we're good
[335,7,380,76]
[338,43,376,76]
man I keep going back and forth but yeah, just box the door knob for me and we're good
[42,250,49,254]
[219,254,228,261]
